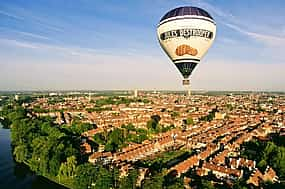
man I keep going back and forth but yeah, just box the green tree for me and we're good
[105,128,124,152]
[58,155,77,181]
[147,119,157,130]
[74,163,98,189]
[119,169,138,189]
[13,144,28,163]
[93,133,106,145]
[112,167,120,188]
[58,163,68,181]
[67,122,94,135]
[49,153,61,176]
[257,159,267,172]
[232,178,248,189]
[166,182,184,189]
[272,147,285,178]
[94,166,113,189]
[147,115,161,132]
[200,179,215,189]
[170,111,179,119]
[187,117,194,125]
[185,117,194,125]
[66,155,77,177]
[226,104,234,111]
[142,174,164,189]
[105,141,118,152]
[151,115,161,123]
[29,136,49,174]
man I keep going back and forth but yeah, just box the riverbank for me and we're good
[0,126,67,189]
[21,160,71,189]
[0,118,10,129]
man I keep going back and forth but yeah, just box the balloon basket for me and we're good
[182,79,190,85]
[182,80,191,96]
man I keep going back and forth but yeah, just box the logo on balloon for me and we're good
[175,44,198,56]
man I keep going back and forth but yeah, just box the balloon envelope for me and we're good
[157,6,216,79]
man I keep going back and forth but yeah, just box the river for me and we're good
[0,123,67,189]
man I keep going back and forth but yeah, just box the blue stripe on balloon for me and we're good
[158,16,215,27]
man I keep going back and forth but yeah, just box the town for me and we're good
[2,91,284,188]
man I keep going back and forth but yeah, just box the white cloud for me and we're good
[0,37,159,61]
[0,38,40,49]
[0,27,51,41]
[15,31,50,40]
[0,8,64,32]
[218,37,238,45]
[0,10,23,20]
[224,22,285,47]
[193,0,285,47]
[0,38,104,58]
[194,0,237,20]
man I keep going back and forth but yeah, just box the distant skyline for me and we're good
[0,0,285,91]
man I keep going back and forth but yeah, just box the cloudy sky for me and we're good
[0,0,285,91]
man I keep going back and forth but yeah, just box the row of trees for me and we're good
[95,97,150,107]
[93,124,149,152]
[62,120,95,135]
[9,106,81,187]
[0,98,22,128]
[92,115,176,153]
[0,98,100,188]
[4,102,127,188]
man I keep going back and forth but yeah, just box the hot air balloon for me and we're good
[157,6,216,95]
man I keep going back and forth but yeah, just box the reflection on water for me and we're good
[0,125,67,189]
[13,163,33,179]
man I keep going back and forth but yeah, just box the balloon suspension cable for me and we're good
[183,79,191,97]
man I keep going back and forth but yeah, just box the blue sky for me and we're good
[0,0,285,91]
